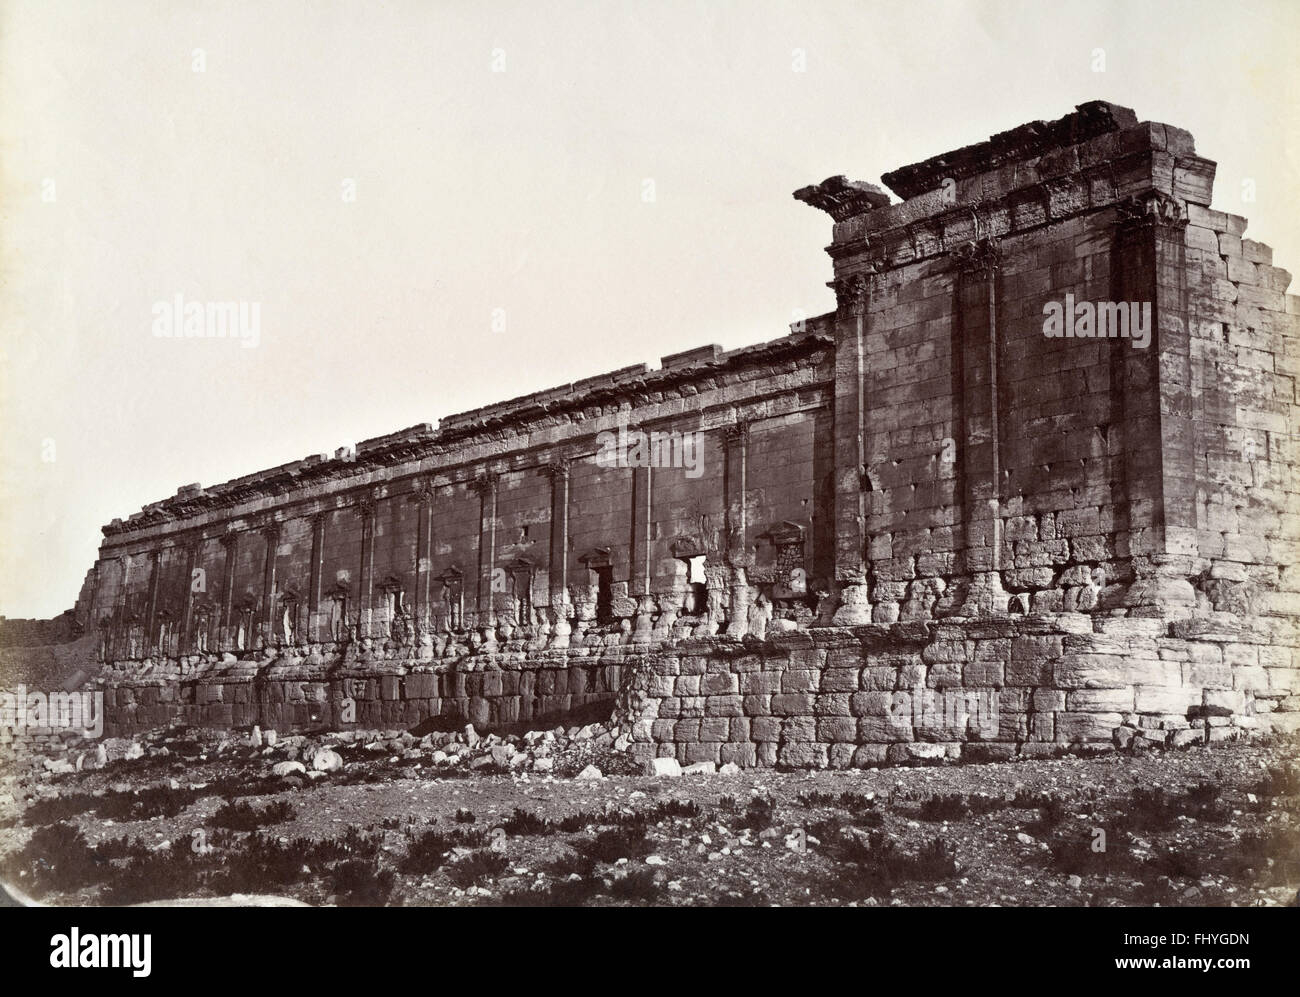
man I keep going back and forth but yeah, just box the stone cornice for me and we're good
[101,331,832,540]
[96,375,835,554]
[825,167,1194,279]
[793,175,891,221]
[880,100,1138,199]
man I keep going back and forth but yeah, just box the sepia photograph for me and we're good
[0,0,1296,968]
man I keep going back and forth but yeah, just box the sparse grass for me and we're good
[607,868,660,901]
[639,798,702,823]
[1118,784,1230,831]
[545,849,597,880]
[806,815,848,842]
[11,728,1295,907]
[572,825,651,864]
[332,859,396,906]
[21,765,312,828]
[209,799,297,831]
[1251,765,1300,800]
[732,794,777,831]
[797,790,841,808]
[556,812,594,833]
[1025,796,1069,834]
[797,789,884,828]
[1047,822,1130,878]
[96,826,387,905]
[446,849,509,888]
[99,847,201,906]
[492,867,660,906]
[827,832,959,899]
[1144,847,1206,881]
[500,809,553,836]
[1220,827,1300,885]
[8,823,104,893]
[398,828,486,875]
[917,794,973,821]
[91,834,152,861]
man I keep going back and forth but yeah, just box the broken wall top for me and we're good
[795,101,1225,277]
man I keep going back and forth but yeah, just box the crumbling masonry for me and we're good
[26,101,1300,766]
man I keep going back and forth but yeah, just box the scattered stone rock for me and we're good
[272,761,307,778]
[575,764,603,780]
[647,757,683,778]
[311,748,344,772]
[490,744,516,767]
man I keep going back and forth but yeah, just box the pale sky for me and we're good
[2,0,1297,618]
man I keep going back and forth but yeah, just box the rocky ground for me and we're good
[1,723,1297,907]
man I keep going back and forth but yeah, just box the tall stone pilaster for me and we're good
[830,273,874,625]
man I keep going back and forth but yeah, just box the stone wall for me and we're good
[799,102,1299,628]
[618,615,1300,768]
[29,99,1300,768]
[83,645,628,739]
[79,331,836,666]
[10,610,1294,764]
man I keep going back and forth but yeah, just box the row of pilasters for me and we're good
[827,198,1194,622]
[100,427,765,659]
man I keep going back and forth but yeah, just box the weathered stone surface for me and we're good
[310,748,343,772]
[13,101,1292,775]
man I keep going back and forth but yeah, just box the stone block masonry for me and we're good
[75,644,628,739]
[615,615,1300,768]
[27,100,1299,766]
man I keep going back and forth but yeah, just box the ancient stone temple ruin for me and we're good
[50,101,1300,766]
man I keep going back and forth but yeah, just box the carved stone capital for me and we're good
[409,478,437,504]
[469,472,498,499]
[1115,191,1188,232]
[540,458,571,482]
[952,237,1002,277]
[723,423,749,449]
[833,272,870,316]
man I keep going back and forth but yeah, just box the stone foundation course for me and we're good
[12,609,1292,770]
[617,614,1300,768]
